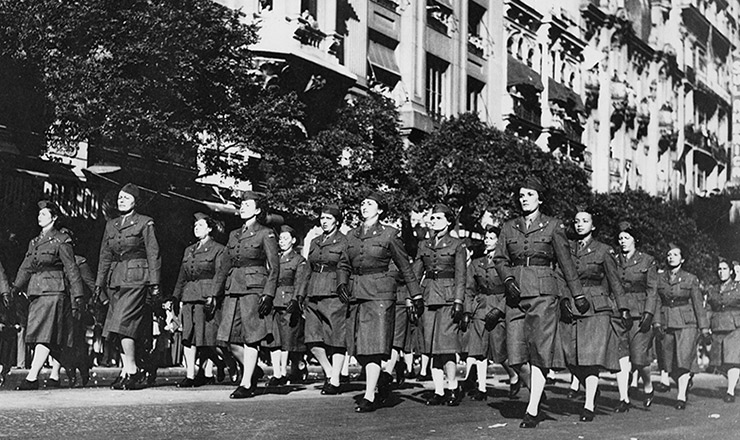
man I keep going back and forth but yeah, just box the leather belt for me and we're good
[663,298,690,307]
[512,257,552,267]
[716,304,740,311]
[425,270,455,280]
[187,273,215,281]
[112,253,146,262]
[311,263,337,273]
[232,258,264,268]
[352,266,387,276]
[581,279,603,287]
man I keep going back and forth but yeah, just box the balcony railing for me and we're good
[468,34,486,58]
[609,157,621,176]
[513,100,541,126]
[294,18,327,49]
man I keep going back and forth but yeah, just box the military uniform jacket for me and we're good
[655,268,708,329]
[275,249,308,307]
[15,228,83,300]
[707,280,740,332]
[96,212,161,289]
[76,255,96,301]
[412,232,466,306]
[338,223,421,301]
[304,231,347,299]
[215,222,279,297]
[493,212,582,299]
[0,261,9,294]
[570,238,625,316]
[173,239,225,303]
[466,253,506,318]
[615,251,658,316]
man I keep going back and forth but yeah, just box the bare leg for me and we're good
[120,337,138,376]
[639,365,653,394]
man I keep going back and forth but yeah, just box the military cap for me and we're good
[484,224,501,236]
[37,200,57,211]
[240,190,263,202]
[365,191,388,212]
[280,224,296,237]
[120,183,140,199]
[432,203,452,215]
[193,212,209,221]
[519,176,545,194]
[321,204,342,220]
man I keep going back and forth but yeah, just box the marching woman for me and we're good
[493,177,587,428]
[611,221,659,411]
[14,201,84,390]
[215,191,279,399]
[464,226,520,401]
[95,184,161,390]
[266,225,309,386]
[338,192,422,412]
[707,260,740,403]
[561,209,624,422]
[653,244,709,409]
[301,205,348,395]
[412,203,467,407]
[170,212,225,387]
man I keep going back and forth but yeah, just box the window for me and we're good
[467,77,484,114]
[426,54,448,120]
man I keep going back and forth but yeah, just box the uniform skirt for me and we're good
[506,295,562,369]
[217,294,272,346]
[710,328,740,367]
[563,312,620,371]
[422,304,461,355]
[612,317,653,367]
[26,293,73,348]
[462,317,487,358]
[304,296,347,348]
[488,319,508,364]
[659,327,700,375]
[103,285,147,339]
[267,308,305,352]
[348,299,395,357]
[181,302,218,347]
[393,304,415,352]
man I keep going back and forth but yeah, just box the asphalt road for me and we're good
[0,370,738,440]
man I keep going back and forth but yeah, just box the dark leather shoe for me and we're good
[416,373,432,381]
[614,400,631,413]
[110,375,124,390]
[217,367,226,383]
[470,390,487,401]
[79,367,90,388]
[45,379,60,389]
[509,379,522,399]
[644,390,654,408]
[230,385,255,399]
[16,379,39,391]
[654,382,671,393]
[723,393,736,403]
[339,374,351,384]
[251,366,264,388]
[267,376,283,387]
[196,376,215,387]
[177,378,197,388]
[580,408,594,422]
[425,393,445,406]
[567,389,579,400]
[519,412,539,428]
[355,398,376,413]
[675,399,686,410]
[446,387,463,406]
[321,383,342,395]
[378,371,394,401]
[395,361,406,386]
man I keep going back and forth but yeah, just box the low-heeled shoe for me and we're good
[321,383,342,395]
[230,386,255,399]
[580,408,594,422]
[16,379,39,391]
[643,390,654,408]
[654,382,671,393]
[355,398,376,413]
[177,378,197,388]
[675,399,686,410]
[446,387,463,406]
[519,412,540,428]
[614,400,631,413]
[470,390,487,401]
[509,379,522,399]
[723,393,736,403]
[425,393,445,406]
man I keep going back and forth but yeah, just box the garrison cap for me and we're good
[37,200,58,211]
[193,212,209,221]
[365,191,388,212]
[280,224,296,237]
[120,183,140,199]
[519,176,545,195]
[321,204,342,221]
[432,203,452,215]
[240,190,263,202]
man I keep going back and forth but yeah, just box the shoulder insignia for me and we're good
[657,269,665,273]
[147,221,155,226]
[267,233,275,238]
[559,223,565,228]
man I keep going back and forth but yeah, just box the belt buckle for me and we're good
[525,256,531,266]
[317,264,325,273]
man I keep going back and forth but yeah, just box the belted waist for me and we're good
[425,270,455,280]
[186,273,215,281]
[232,258,265,268]
[662,297,690,307]
[624,289,647,295]
[511,257,552,267]
[353,266,387,276]
[277,277,295,287]
[112,253,147,262]
[715,304,740,312]
[581,279,603,287]
[31,265,63,273]
[311,263,337,273]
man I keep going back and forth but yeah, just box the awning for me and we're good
[368,40,401,78]
[431,0,453,10]
[507,56,543,91]
[548,78,585,113]
[0,154,81,182]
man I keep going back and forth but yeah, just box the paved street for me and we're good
[0,369,738,440]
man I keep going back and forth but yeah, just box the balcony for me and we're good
[513,99,541,126]
[609,158,621,176]
[468,34,486,58]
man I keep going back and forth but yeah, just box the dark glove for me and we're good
[150,285,162,304]
[559,297,574,324]
[451,302,464,324]
[1,291,10,309]
[71,298,83,321]
[573,295,591,315]
[412,296,425,321]
[653,324,665,340]
[638,312,653,333]
[286,298,300,315]
[459,312,472,332]
[701,330,712,346]
[484,308,505,331]
[406,304,418,325]
[204,297,216,321]
[258,295,273,318]
[620,310,633,331]
[93,286,103,303]
[336,284,350,304]
[504,277,521,305]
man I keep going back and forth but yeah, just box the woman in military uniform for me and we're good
[300,205,348,395]
[562,209,624,421]
[95,184,161,390]
[654,244,710,409]
[493,177,587,428]
[707,260,740,403]
[170,212,225,387]
[338,192,422,413]
[215,191,279,399]
[265,225,308,387]
[13,201,84,390]
[412,203,467,407]
[464,226,520,401]
[611,221,658,411]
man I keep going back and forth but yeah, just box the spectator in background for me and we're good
[705,259,740,403]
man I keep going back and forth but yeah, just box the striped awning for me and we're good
[368,40,401,77]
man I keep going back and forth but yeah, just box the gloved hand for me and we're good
[412,296,425,321]
[204,297,216,321]
[573,295,590,314]
[1,291,10,309]
[336,284,350,304]
[258,295,273,318]
[484,308,505,331]
[620,310,633,331]
[459,313,472,332]
[638,312,653,333]
[406,303,418,325]
[71,298,83,321]
[653,324,665,340]
[150,285,162,305]
[559,297,574,324]
[503,277,521,305]
[93,286,103,304]
[451,302,465,324]
[701,329,712,346]
[286,298,301,315]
